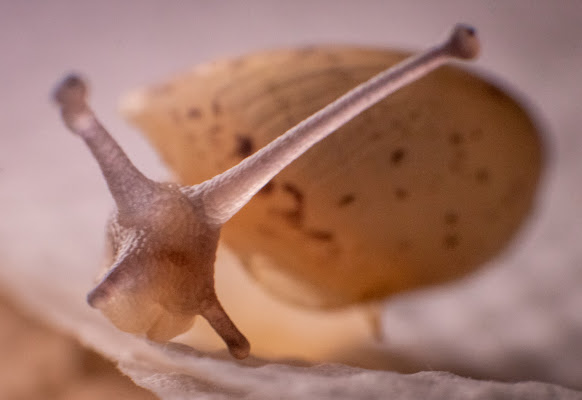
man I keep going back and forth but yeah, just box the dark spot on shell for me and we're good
[444,212,459,225]
[306,230,334,241]
[259,181,275,195]
[235,135,254,158]
[395,187,408,200]
[390,148,406,166]
[188,107,203,119]
[281,210,303,227]
[444,233,460,249]
[281,183,305,227]
[283,182,304,203]
[338,193,356,207]
[283,183,304,202]
[449,132,463,146]
[212,100,222,116]
[475,168,490,184]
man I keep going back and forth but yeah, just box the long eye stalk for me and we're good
[193,24,480,224]
[53,76,157,215]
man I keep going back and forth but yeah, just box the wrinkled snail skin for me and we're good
[53,24,484,358]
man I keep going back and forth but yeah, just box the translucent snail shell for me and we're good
[122,45,543,309]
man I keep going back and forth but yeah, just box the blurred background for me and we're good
[0,1,581,398]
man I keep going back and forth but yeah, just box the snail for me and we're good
[53,25,527,360]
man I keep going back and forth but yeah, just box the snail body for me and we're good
[123,46,543,309]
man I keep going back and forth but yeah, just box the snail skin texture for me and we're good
[54,25,535,358]
[123,47,542,310]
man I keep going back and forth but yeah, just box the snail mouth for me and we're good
[87,277,196,341]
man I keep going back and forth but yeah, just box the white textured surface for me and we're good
[1,1,581,398]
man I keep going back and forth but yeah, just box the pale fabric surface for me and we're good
[1,1,581,399]
[0,296,156,399]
